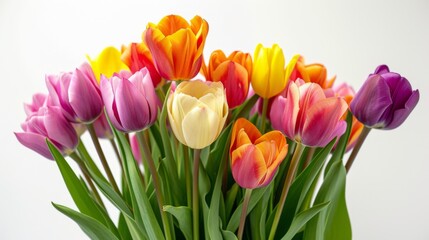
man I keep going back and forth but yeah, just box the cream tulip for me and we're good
[167,80,228,149]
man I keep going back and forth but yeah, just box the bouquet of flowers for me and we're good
[14,14,419,240]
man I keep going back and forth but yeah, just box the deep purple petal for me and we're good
[374,65,389,74]
[384,89,420,129]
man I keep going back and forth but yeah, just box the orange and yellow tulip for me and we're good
[144,15,209,81]
[205,50,252,108]
[230,118,288,189]
[290,56,336,89]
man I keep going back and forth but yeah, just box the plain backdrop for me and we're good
[1,0,428,239]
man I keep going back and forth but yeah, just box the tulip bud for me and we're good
[290,57,336,89]
[93,114,113,139]
[270,81,348,147]
[87,46,130,83]
[167,80,228,149]
[145,15,209,81]
[129,133,142,164]
[15,106,78,160]
[100,68,159,132]
[46,62,104,123]
[230,118,288,189]
[350,65,420,130]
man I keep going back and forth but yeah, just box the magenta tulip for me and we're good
[100,68,159,132]
[129,133,142,164]
[15,106,78,160]
[46,62,103,123]
[270,80,348,147]
[350,65,420,130]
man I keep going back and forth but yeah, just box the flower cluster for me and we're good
[15,14,419,240]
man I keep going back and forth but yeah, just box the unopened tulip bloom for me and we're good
[145,15,209,81]
[93,114,113,139]
[15,106,78,160]
[167,80,228,149]
[270,80,348,147]
[121,42,162,87]
[252,44,299,99]
[205,50,252,108]
[350,65,420,130]
[230,118,288,189]
[290,56,336,89]
[100,68,158,132]
[24,93,51,116]
[87,46,130,82]
[129,133,142,164]
[46,62,103,123]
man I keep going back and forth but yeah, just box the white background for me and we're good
[1,0,428,239]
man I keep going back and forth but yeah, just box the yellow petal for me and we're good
[87,46,129,83]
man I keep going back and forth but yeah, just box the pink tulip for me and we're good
[270,80,348,147]
[100,68,159,132]
[15,106,78,160]
[93,114,113,139]
[46,62,103,123]
[129,133,142,164]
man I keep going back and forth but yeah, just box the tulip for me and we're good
[87,46,130,82]
[350,65,420,130]
[251,44,299,99]
[145,15,209,81]
[93,114,113,139]
[205,50,252,108]
[290,56,336,89]
[15,106,78,160]
[100,68,158,132]
[46,62,103,124]
[24,93,51,116]
[270,80,348,147]
[129,133,142,164]
[230,118,288,189]
[121,42,162,87]
[167,80,228,149]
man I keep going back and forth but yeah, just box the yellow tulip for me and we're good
[87,46,129,83]
[167,80,228,149]
[251,44,299,99]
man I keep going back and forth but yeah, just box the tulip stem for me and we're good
[69,152,105,209]
[193,148,201,240]
[261,98,269,133]
[183,144,192,208]
[87,124,120,194]
[345,126,371,173]
[137,131,172,240]
[268,142,304,240]
[302,147,316,170]
[238,188,252,240]
[109,139,123,169]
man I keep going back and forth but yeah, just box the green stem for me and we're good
[69,152,105,208]
[237,189,253,240]
[268,143,304,240]
[193,148,202,240]
[137,131,172,240]
[87,123,120,194]
[302,147,316,170]
[183,144,192,208]
[109,138,123,169]
[136,133,150,188]
[345,126,371,173]
[260,98,269,133]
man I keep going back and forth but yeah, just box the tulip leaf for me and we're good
[48,141,119,237]
[226,185,270,232]
[249,184,272,240]
[117,213,132,240]
[123,214,149,240]
[164,205,192,240]
[52,203,119,240]
[281,202,330,240]
[267,139,335,239]
[111,128,165,240]
[231,94,259,120]
[225,183,239,219]
[198,158,212,239]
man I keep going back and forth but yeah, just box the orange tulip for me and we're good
[205,50,252,108]
[290,56,336,89]
[121,42,162,87]
[230,118,288,189]
[144,15,209,81]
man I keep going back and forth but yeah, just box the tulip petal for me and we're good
[231,144,267,189]
[168,29,197,79]
[267,44,286,98]
[302,97,348,147]
[100,76,125,131]
[282,82,300,140]
[145,28,175,80]
[385,89,419,129]
[181,103,218,149]
[44,107,78,151]
[15,132,53,160]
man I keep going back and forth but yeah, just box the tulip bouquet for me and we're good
[15,14,419,240]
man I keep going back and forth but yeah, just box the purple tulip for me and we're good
[24,93,50,116]
[46,62,103,123]
[350,65,420,130]
[15,106,78,160]
[100,68,159,132]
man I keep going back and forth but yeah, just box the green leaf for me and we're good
[281,202,330,240]
[249,184,272,240]
[52,203,119,240]
[118,213,133,240]
[164,206,192,240]
[112,128,165,240]
[231,94,259,120]
[225,183,239,219]
[123,215,149,240]
[48,141,117,235]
